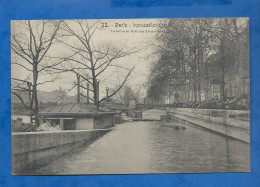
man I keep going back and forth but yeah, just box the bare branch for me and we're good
[11,78,32,85]
[79,85,94,92]
[80,93,95,102]
[56,84,77,102]
[36,80,55,86]
[12,62,33,72]
[61,21,90,51]
[11,34,33,60]
[11,46,33,65]
[11,91,31,111]
[37,21,61,64]
[99,67,134,103]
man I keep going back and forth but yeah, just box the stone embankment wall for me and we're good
[12,129,111,174]
[167,108,250,143]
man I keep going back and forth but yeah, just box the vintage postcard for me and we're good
[11,18,250,175]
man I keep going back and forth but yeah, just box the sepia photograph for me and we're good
[11,18,250,175]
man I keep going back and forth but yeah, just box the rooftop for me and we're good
[39,103,115,116]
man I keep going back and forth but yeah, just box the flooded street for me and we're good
[35,121,250,175]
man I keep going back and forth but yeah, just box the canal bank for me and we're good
[12,103,117,174]
[166,108,250,143]
[12,129,111,174]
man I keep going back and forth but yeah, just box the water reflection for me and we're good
[35,121,250,175]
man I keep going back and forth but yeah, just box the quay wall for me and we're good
[94,115,114,129]
[166,108,250,143]
[12,129,111,175]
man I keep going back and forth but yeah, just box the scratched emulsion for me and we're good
[35,121,250,175]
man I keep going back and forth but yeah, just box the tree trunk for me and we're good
[197,61,201,102]
[92,73,98,105]
[96,80,100,109]
[219,34,226,101]
[198,82,201,102]
[205,82,209,101]
[188,69,192,101]
[220,67,226,101]
[188,82,190,101]
[33,64,40,127]
[77,75,80,103]
[34,110,40,128]
[180,84,183,102]
[193,82,197,102]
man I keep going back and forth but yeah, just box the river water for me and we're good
[35,121,250,175]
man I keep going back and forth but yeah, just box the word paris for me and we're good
[101,21,167,28]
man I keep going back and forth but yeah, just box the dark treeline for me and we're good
[147,18,249,106]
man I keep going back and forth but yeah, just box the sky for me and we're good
[11,18,163,99]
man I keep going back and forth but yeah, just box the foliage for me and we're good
[147,18,249,103]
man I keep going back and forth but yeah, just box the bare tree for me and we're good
[11,20,61,126]
[54,20,138,108]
